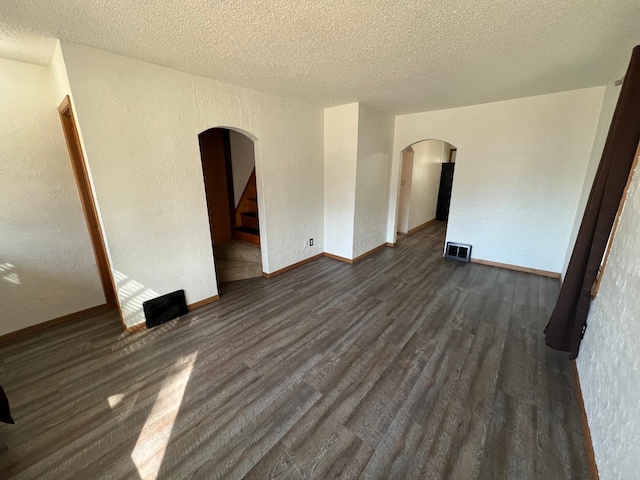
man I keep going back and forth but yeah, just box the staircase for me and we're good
[214,240,262,283]
[234,169,260,246]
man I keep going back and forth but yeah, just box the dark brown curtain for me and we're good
[545,45,640,359]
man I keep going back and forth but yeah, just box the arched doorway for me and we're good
[198,127,263,290]
[396,139,457,240]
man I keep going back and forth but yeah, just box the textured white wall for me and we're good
[390,88,604,273]
[229,130,256,207]
[397,148,414,234]
[0,58,104,336]
[408,140,448,230]
[324,103,359,259]
[60,42,324,327]
[50,43,72,106]
[353,105,394,257]
[576,153,640,480]
[324,103,394,259]
[561,67,625,278]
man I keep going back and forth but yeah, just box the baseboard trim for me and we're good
[385,242,395,248]
[125,323,146,334]
[324,243,390,265]
[572,361,600,480]
[323,252,353,264]
[407,218,437,235]
[353,244,387,263]
[470,258,561,279]
[187,295,220,311]
[263,253,324,279]
[0,304,111,345]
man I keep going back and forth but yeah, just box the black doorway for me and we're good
[436,161,455,221]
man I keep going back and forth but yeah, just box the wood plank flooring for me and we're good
[0,222,589,479]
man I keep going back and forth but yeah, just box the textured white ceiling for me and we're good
[1,0,639,114]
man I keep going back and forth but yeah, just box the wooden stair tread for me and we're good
[236,226,259,235]
[234,227,260,246]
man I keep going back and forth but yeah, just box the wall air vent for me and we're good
[445,242,472,263]
[143,290,188,329]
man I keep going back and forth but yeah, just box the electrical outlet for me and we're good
[309,238,314,246]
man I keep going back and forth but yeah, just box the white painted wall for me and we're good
[576,153,640,480]
[59,41,324,327]
[408,140,449,231]
[397,148,414,234]
[50,43,73,106]
[229,130,256,207]
[353,104,394,257]
[390,87,605,273]
[324,103,359,259]
[561,67,625,278]
[324,103,394,259]
[0,58,104,336]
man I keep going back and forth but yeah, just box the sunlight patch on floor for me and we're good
[131,351,198,480]
[107,393,125,408]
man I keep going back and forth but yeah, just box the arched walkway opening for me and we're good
[396,139,457,243]
[197,127,263,292]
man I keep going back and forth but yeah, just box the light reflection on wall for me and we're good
[113,270,160,327]
[0,262,21,285]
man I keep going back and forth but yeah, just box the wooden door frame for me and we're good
[222,129,237,233]
[198,128,237,248]
[58,96,119,311]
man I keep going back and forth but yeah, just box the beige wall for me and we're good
[353,104,394,257]
[58,41,324,327]
[397,148,414,234]
[391,87,605,273]
[0,58,104,336]
[323,103,359,259]
[408,139,450,231]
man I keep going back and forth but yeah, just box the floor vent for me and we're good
[445,242,472,263]
[143,290,188,329]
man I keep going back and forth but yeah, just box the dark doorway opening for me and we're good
[436,149,456,221]
[198,128,262,288]
[397,140,456,242]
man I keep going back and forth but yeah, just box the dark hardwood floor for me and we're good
[0,222,589,479]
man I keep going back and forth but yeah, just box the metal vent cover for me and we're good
[445,242,472,263]
[143,290,188,329]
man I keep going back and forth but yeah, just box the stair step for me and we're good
[240,211,259,230]
[215,240,262,263]
[236,226,259,235]
[215,259,262,283]
[234,227,260,246]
